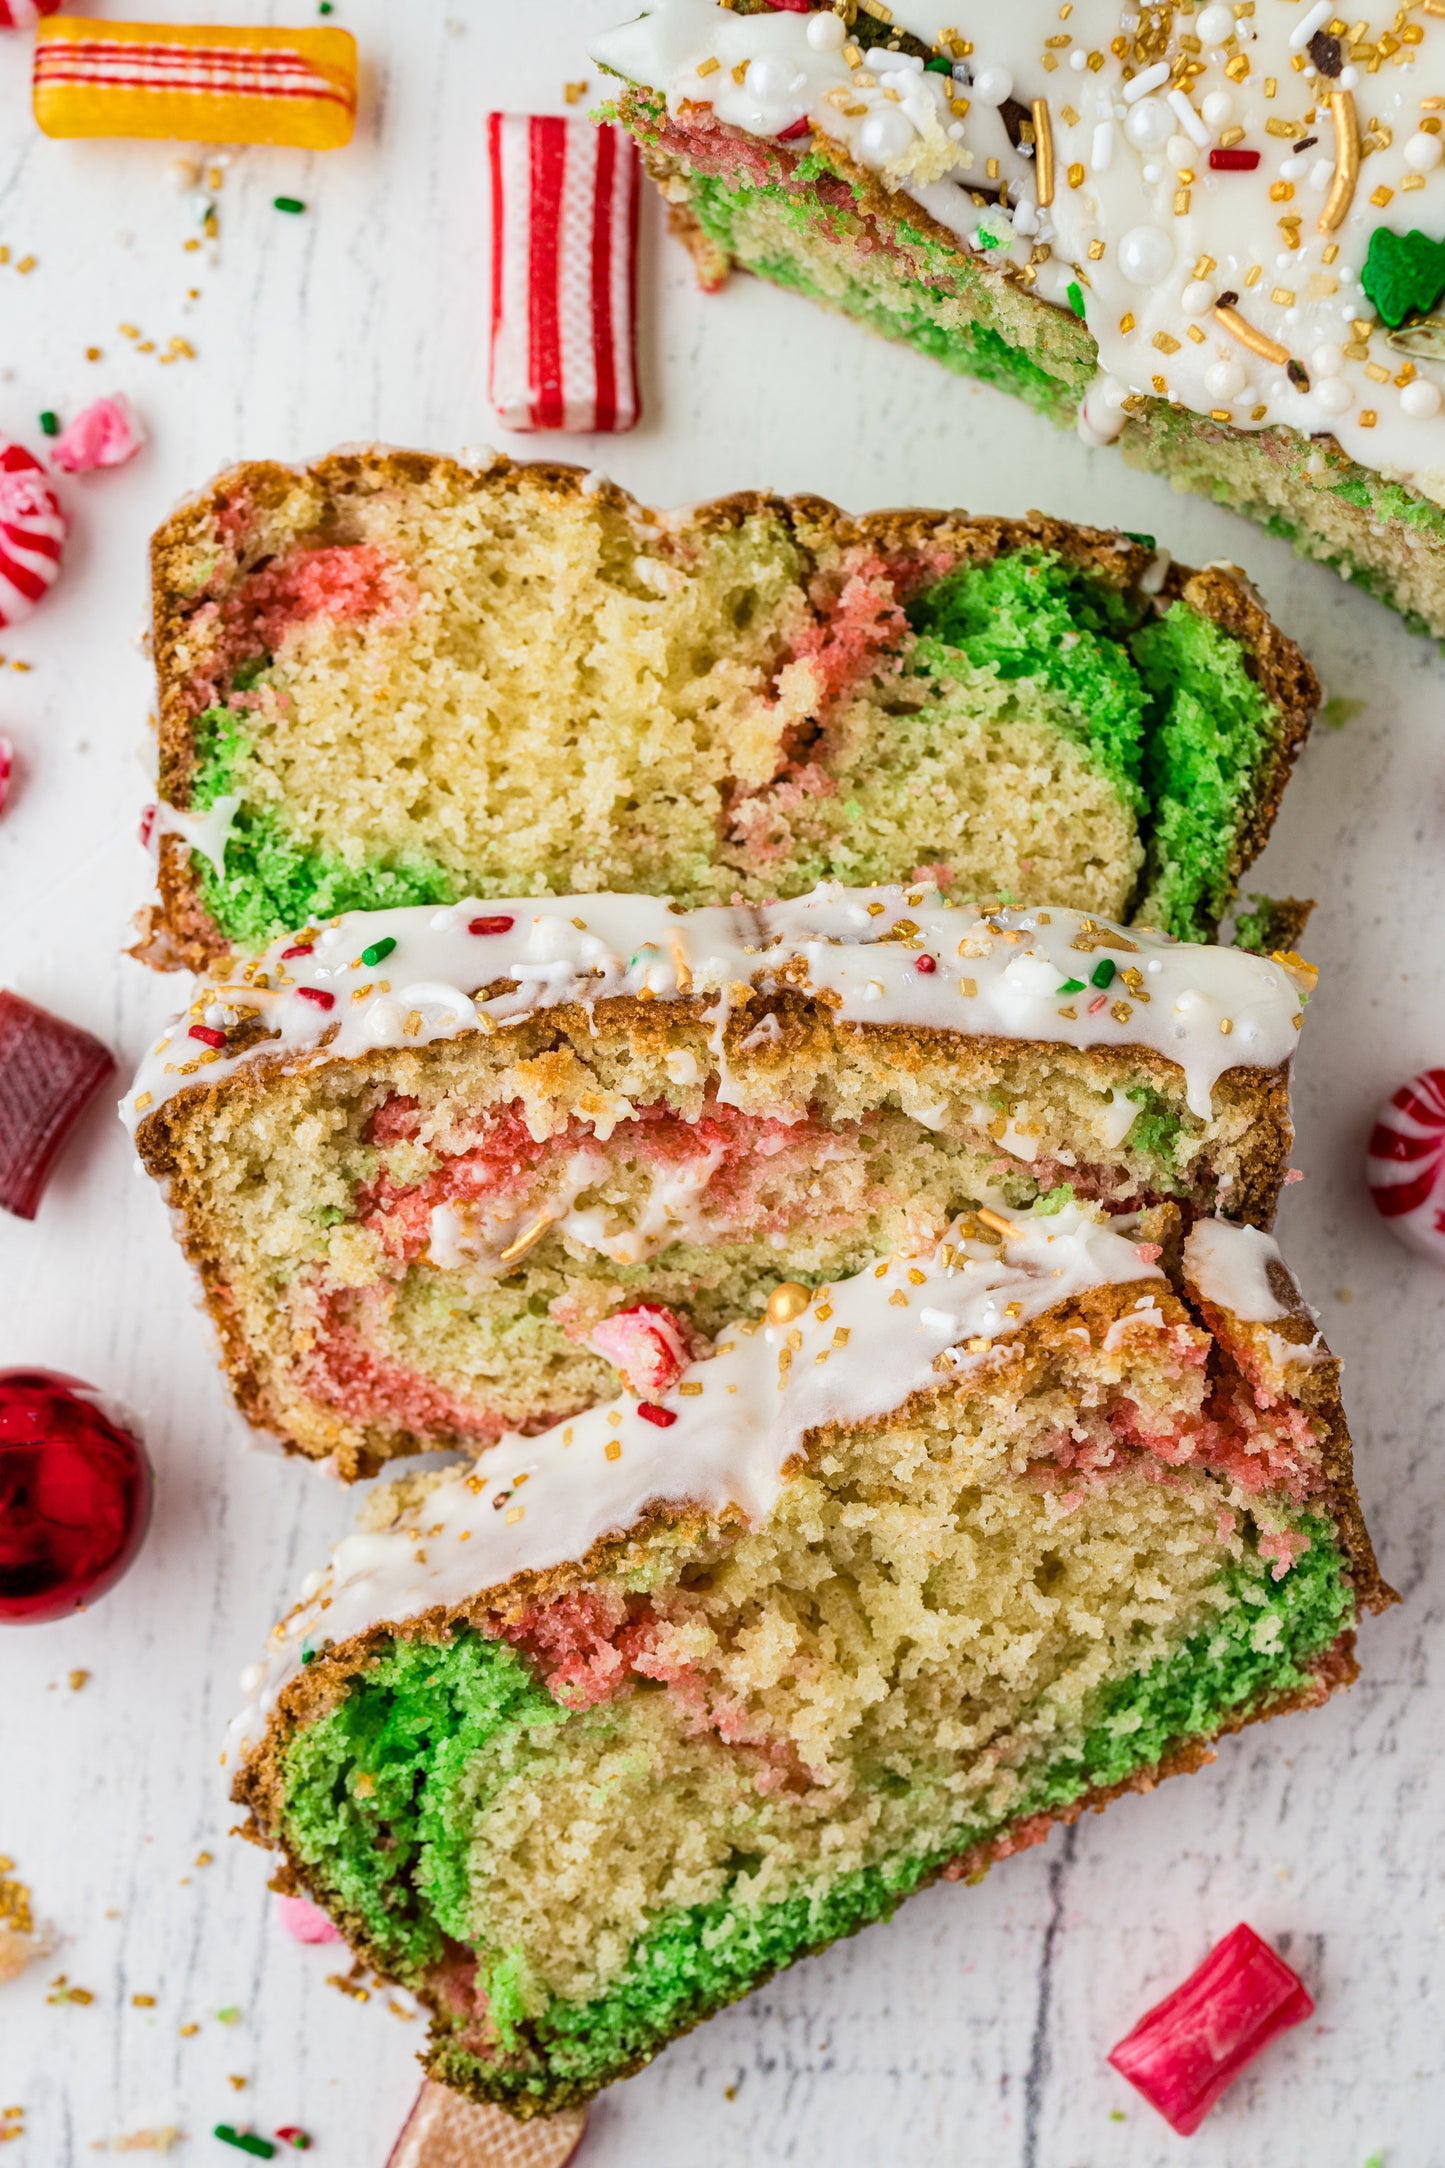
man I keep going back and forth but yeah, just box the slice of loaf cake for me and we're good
[141,450,1316,967]
[593,1,1445,638]
[230,1204,1392,2118]
[126,886,1310,1477]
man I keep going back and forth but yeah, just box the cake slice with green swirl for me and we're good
[230,1202,1390,2119]
[140,450,1315,968]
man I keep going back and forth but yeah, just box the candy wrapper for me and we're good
[488,113,641,433]
[34,18,357,147]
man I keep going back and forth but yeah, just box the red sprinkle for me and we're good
[281,944,314,959]
[637,1403,677,1428]
[273,2134,312,2153]
[778,116,811,139]
[914,954,937,974]
[1107,1922,1313,2136]
[188,1025,227,1050]
[0,735,14,819]
[138,804,158,850]
[1208,147,1261,170]
[1087,993,1109,1015]
[468,915,515,936]
[296,987,335,1010]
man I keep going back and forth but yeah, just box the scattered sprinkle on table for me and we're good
[38,411,58,437]
[68,1668,89,1690]
[273,197,306,215]
[213,2131,274,2161]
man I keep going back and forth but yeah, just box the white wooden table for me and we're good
[2,4,1440,2163]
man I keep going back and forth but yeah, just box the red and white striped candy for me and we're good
[487,113,641,434]
[0,442,66,627]
[1366,1067,1445,1265]
[0,1,61,26]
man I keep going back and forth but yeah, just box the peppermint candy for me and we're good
[1366,1067,1445,1265]
[0,443,66,627]
[488,113,641,432]
[0,1,61,25]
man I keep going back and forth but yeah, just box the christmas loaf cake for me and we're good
[124,885,1311,1477]
[139,450,1315,966]
[593,0,1445,637]
[229,1202,1392,2115]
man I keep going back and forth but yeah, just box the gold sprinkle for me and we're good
[16,255,36,274]
[814,1302,834,1322]
[679,1381,703,1396]
[1219,124,1246,147]
[1271,287,1296,307]
[1087,238,1105,260]
[1152,331,1181,354]
[1032,98,1056,206]
[1110,1000,1133,1024]
[975,1208,1016,1242]
[564,79,588,104]
[131,1994,157,2009]
[505,1505,525,1524]
[179,2023,199,2037]
[1359,408,1377,426]
[604,1441,622,1461]
[907,1267,928,1286]
[1214,303,1293,367]
[1365,360,1390,382]
[958,976,978,997]
[766,1282,811,1326]
[1068,160,1084,188]
[1219,1017,1234,1035]
[1320,88,1359,232]
[498,1212,554,1264]
[889,1288,909,1307]
[833,1327,851,1348]
[1187,323,1206,342]
[695,55,720,76]
[1120,311,1136,334]
[133,1092,153,1113]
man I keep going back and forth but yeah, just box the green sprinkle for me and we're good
[318,1,335,10]
[1056,977,1086,996]
[301,1647,316,1665]
[975,228,1000,251]
[1109,2108,1127,2122]
[39,410,59,437]
[924,55,952,72]
[214,2128,275,2159]
[216,2006,242,2027]
[1065,279,1085,319]
[273,197,307,215]
[360,936,396,968]
[1360,224,1445,327]
[1090,958,1116,989]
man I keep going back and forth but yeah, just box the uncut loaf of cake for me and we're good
[125,884,1311,1478]
[593,0,1445,638]
[138,449,1316,967]
[230,1203,1393,2117]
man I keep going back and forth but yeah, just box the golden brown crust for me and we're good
[143,446,1317,969]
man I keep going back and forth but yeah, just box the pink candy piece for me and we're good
[0,442,66,628]
[588,1302,689,1399]
[50,395,143,475]
[488,113,641,433]
[0,1,61,25]
[1107,1923,1313,2136]
[1366,1067,1445,1266]
[0,737,13,819]
[275,1893,341,1944]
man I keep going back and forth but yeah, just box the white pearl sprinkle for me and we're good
[1404,131,1444,174]
[1124,96,1172,150]
[1200,90,1234,128]
[1117,224,1175,285]
[1196,3,1235,44]
[1310,342,1343,378]
[1402,378,1443,418]
[1315,376,1353,414]
[858,104,917,162]
[1181,279,1215,316]
[805,10,846,52]
[970,64,1013,105]
[1205,358,1248,400]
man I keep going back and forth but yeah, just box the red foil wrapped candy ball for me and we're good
[0,1370,153,1621]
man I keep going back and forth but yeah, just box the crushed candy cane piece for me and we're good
[384,2080,586,2168]
[33,18,357,147]
[275,1893,341,1944]
[0,736,13,819]
[587,1303,689,1398]
[50,395,143,474]
[0,990,115,1219]
[0,442,66,628]
[1107,1922,1313,2135]
[488,113,641,432]
[0,1,61,25]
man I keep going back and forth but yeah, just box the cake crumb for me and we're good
[69,1669,90,1691]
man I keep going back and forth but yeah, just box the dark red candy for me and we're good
[1209,147,1261,170]
[1107,1922,1313,2135]
[0,990,116,1220]
[0,1370,153,1622]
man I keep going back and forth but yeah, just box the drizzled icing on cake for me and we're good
[228,1197,1171,1754]
[591,0,1445,500]
[1183,1214,1324,1361]
[123,885,1309,1133]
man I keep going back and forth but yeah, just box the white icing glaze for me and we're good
[227,1198,1166,1755]
[1182,1215,1323,1362]
[591,0,1445,503]
[146,794,242,875]
[122,886,1308,1134]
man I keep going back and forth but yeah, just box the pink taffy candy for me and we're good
[1366,1068,1445,1266]
[0,442,65,627]
[275,1893,340,1944]
[1108,1923,1313,2135]
[50,396,143,475]
[588,1303,689,1399]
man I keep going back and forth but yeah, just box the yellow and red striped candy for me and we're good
[33,17,357,147]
